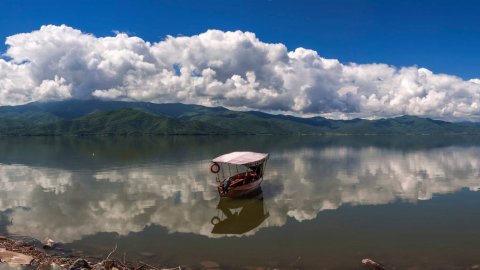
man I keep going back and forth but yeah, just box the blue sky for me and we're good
[1,0,479,79]
[1,0,480,120]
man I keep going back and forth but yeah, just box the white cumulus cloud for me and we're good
[1,24,480,120]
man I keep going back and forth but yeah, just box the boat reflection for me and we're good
[210,188,269,235]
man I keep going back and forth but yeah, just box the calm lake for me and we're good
[1,136,480,269]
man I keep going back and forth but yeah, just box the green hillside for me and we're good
[1,100,479,135]
[20,108,228,135]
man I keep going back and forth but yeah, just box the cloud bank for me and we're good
[2,25,480,120]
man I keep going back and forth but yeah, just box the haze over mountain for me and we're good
[1,100,479,135]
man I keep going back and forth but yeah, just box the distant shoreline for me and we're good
[3,132,480,137]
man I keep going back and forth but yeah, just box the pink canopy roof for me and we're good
[212,151,269,165]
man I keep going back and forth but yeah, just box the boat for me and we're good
[210,151,269,198]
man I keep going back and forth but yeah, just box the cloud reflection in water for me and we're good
[1,145,480,243]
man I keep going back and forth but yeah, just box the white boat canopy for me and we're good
[212,151,269,166]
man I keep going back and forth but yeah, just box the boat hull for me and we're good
[217,178,263,198]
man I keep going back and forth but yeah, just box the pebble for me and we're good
[43,238,56,249]
[69,258,91,270]
[14,241,25,247]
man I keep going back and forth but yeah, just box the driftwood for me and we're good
[105,244,118,261]
[362,258,388,270]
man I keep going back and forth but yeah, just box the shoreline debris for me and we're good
[43,238,56,249]
[0,235,180,270]
[362,258,388,270]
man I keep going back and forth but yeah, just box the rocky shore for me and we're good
[0,235,181,270]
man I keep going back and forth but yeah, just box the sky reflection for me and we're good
[1,139,479,243]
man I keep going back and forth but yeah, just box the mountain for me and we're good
[0,100,479,135]
[0,99,226,121]
[31,108,228,135]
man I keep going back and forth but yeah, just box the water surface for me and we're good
[1,136,480,269]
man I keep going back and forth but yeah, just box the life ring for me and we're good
[210,162,220,174]
[211,216,221,225]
